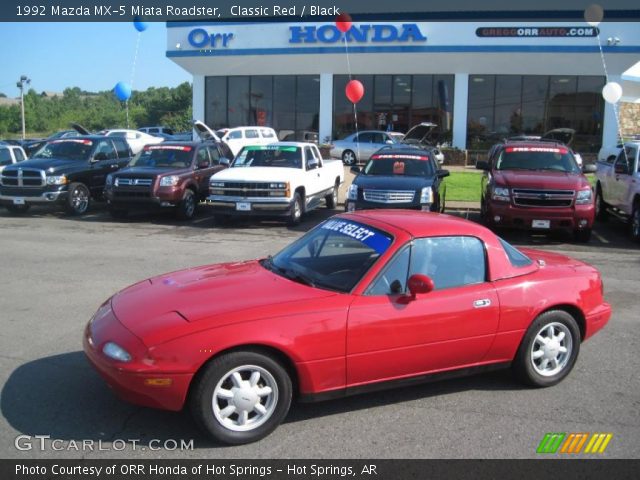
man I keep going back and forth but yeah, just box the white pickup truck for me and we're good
[595,141,640,242]
[0,144,27,172]
[208,142,344,225]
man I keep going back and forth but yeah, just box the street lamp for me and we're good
[16,75,30,140]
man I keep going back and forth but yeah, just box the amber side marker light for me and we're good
[144,378,173,387]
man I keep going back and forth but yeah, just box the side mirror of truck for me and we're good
[436,169,450,178]
[350,166,361,175]
[476,160,489,171]
[92,152,108,162]
[219,158,231,167]
[197,160,209,169]
[582,163,597,174]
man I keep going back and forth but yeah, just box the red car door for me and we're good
[346,235,500,387]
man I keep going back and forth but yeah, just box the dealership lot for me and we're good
[0,204,639,459]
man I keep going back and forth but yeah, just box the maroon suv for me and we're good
[477,141,596,242]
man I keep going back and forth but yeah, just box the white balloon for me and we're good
[602,82,623,104]
[584,4,604,27]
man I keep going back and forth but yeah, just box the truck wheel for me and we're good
[288,192,303,226]
[573,229,592,243]
[66,182,91,216]
[176,189,196,220]
[631,205,640,243]
[439,187,447,213]
[189,350,292,445]
[512,310,580,388]
[325,181,339,209]
[595,185,608,222]
[6,204,31,214]
[342,150,356,166]
[108,207,128,219]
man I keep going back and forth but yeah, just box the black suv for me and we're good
[345,147,449,212]
[0,136,132,215]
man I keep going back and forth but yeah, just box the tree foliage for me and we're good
[0,83,193,137]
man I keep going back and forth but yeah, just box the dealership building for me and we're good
[166,20,640,152]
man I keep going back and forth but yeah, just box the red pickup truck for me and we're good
[477,141,596,242]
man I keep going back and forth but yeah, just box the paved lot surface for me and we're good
[0,202,638,459]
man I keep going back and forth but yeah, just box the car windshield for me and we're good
[232,146,302,169]
[129,146,193,168]
[496,146,580,173]
[31,140,93,160]
[363,155,434,177]
[264,218,393,293]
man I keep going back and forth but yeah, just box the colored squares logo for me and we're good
[537,433,613,454]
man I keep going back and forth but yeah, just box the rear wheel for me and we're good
[595,184,608,221]
[325,181,339,209]
[342,150,356,166]
[573,228,592,243]
[65,182,91,216]
[287,192,303,226]
[6,204,31,214]
[176,189,196,220]
[631,204,640,243]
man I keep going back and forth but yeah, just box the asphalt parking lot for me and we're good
[0,202,639,459]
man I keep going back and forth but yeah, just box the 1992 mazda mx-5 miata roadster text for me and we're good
[84,210,610,444]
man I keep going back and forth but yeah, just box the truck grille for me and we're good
[363,189,415,204]
[215,182,273,198]
[0,168,45,187]
[512,189,574,208]
[115,178,153,187]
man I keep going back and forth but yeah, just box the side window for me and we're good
[94,140,117,160]
[312,146,323,166]
[208,146,221,165]
[367,246,411,296]
[372,133,386,144]
[228,130,243,140]
[356,132,374,143]
[13,148,26,162]
[409,236,486,290]
[196,148,210,167]
[149,128,159,134]
[261,129,275,138]
[113,139,130,159]
[0,149,12,166]
[616,149,632,173]
[245,129,259,139]
[305,147,318,170]
[219,142,233,160]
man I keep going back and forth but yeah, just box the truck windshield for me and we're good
[263,219,393,293]
[363,155,434,177]
[31,140,93,160]
[496,147,580,173]
[129,146,193,168]
[232,146,302,169]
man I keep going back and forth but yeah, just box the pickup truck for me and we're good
[0,145,27,172]
[0,136,132,215]
[594,141,640,242]
[477,140,597,242]
[208,142,344,225]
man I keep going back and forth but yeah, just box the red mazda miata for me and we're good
[84,211,610,444]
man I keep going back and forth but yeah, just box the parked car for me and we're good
[330,130,399,166]
[208,142,344,225]
[0,136,132,215]
[97,129,164,155]
[138,126,175,136]
[280,130,319,144]
[346,147,449,213]
[105,137,232,220]
[476,140,597,242]
[84,210,610,444]
[0,144,27,172]
[21,130,81,158]
[505,129,583,167]
[594,141,640,242]
[215,126,278,156]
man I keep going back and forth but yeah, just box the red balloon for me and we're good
[345,80,365,104]
[335,12,352,33]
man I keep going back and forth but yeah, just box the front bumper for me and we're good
[0,186,68,205]
[207,195,293,217]
[486,202,595,232]
[105,187,183,209]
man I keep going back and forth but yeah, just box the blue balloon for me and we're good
[133,18,148,32]
[114,82,132,101]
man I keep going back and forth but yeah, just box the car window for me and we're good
[130,145,194,168]
[372,133,386,144]
[0,149,12,166]
[304,147,318,170]
[219,142,233,160]
[356,132,374,143]
[228,130,243,140]
[208,146,221,165]
[366,246,411,295]
[409,236,486,290]
[13,148,26,162]
[246,129,260,139]
[496,146,579,173]
[94,140,117,160]
[163,128,175,135]
[149,128,159,133]
[499,238,533,268]
[112,139,131,159]
[233,146,302,169]
[615,149,632,173]
[197,148,210,167]
[261,129,275,138]
[363,154,434,177]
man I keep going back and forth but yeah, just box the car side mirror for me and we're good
[406,274,434,299]
[385,139,394,144]
[476,160,489,171]
[219,157,231,167]
[582,163,597,174]
[437,169,450,178]
[614,163,628,175]
[197,160,209,169]
[92,152,108,162]
[350,166,361,174]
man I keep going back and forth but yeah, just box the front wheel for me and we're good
[325,182,339,209]
[65,182,91,216]
[513,310,581,388]
[176,189,197,220]
[595,185,608,222]
[342,150,356,166]
[631,205,640,243]
[189,351,292,445]
[287,192,303,226]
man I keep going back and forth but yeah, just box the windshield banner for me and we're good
[322,219,392,254]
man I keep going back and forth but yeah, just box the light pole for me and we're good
[16,75,30,140]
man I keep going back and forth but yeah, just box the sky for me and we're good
[0,22,191,97]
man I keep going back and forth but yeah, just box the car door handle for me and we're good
[473,299,492,308]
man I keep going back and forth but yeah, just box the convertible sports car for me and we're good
[84,211,610,444]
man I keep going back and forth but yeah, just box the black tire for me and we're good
[189,350,293,445]
[6,204,31,214]
[631,204,640,243]
[108,207,128,219]
[65,182,91,216]
[325,181,339,209]
[513,310,581,388]
[176,189,197,220]
[595,184,609,222]
[573,228,592,243]
[287,192,303,226]
[342,150,356,166]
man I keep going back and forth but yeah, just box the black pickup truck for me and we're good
[0,136,132,215]
[345,146,449,213]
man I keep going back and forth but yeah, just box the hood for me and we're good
[113,166,190,178]
[3,157,83,172]
[70,123,92,135]
[355,174,432,190]
[493,170,589,190]
[541,128,575,146]
[111,260,335,346]
[193,120,221,142]
[402,123,438,145]
[212,166,300,182]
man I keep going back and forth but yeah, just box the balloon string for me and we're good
[596,32,624,149]
[125,31,141,129]
[343,36,361,163]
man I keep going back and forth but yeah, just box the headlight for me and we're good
[420,186,433,204]
[576,188,593,205]
[210,181,225,188]
[46,175,68,186]
[269,182,286,189]
[105,174,113,186]
[347,184,358,200]
[160,175,179,187]
[102,342,132,362]
[492,186,510,202]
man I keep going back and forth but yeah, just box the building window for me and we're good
[205,75,320,140]
[467,74,605,152]
[333,74,454,143]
